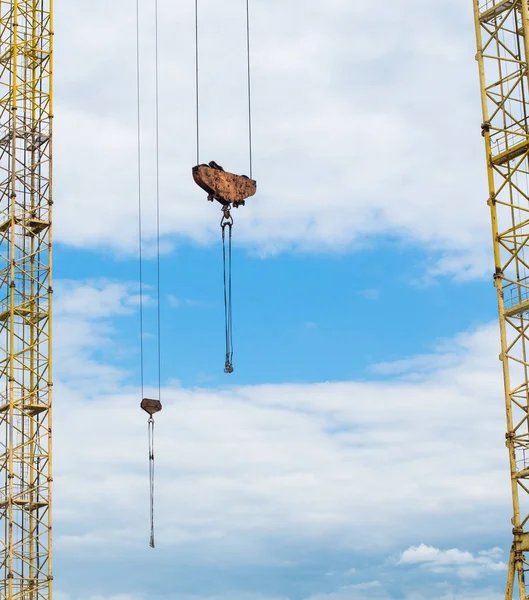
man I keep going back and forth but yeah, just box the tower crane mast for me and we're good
[0,0,53,599]
[473,0,529,597]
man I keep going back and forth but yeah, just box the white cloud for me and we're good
[54,279,143,319]
[53,279,148,392]
[349,581,382,590]
[55,594,143,600]
[405,593,502,600]
[167,294,209,309]
[371,325,496,378]
[479,548,504,560]
[56,586,505,600]
[306,583,503,600]
[50,282,511,565]
[53,0,490,278]
[44,279,510,600]
[398,544,507,580]
[308,585,389,600]
[405,588,505,600]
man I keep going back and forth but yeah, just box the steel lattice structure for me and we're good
[473,0,529,597]
[0,0,52,598]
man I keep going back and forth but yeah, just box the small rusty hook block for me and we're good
[192,161,256,208]
[141,398,162,416]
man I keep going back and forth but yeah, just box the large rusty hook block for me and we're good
[192,161,257,208]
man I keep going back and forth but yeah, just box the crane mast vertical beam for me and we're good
[0,0,53,598]
[473,0,529,597]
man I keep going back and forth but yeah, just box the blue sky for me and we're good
[55,241,497,389]
[49,1,510,599]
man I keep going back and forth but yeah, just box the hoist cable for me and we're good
[195,0,200,165]
[194,0,253,173]
[194,0,255,372]
[136,0,162,548]
[228,223,233,367]
[148,417,156,548]
[154,0,162,401]
[245,0,253,179]
[222,216,233,373]
[136,0,145,399]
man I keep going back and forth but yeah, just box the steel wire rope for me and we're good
[245,0,253,178]
[195,0,200,164]
[136,0,145,400]
[132,0,166,549]
[136,0,160,549]
[154,0,162,402]
[194,0,254,373]
[222,218,233,372]
[194,0,254,172]
[150,0,163,548]
[148,416,156,548]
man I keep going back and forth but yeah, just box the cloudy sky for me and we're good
[49,0,510,599]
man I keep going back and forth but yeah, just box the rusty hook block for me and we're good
[192,161,256,208]
[141,398,162,416]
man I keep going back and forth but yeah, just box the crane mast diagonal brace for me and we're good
[473,0,529,597]
[0,1,53,599]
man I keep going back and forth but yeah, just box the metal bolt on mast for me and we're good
[473,0,529,597]
[0,0,53,598]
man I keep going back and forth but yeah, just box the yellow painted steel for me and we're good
[0,0,53,598]
[473,0,529,597]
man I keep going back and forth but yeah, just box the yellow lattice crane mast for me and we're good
[0,0,53,598]
[473,0,529,597]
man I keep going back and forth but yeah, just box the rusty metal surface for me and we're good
[141,398,162,415]
[193,161,256,207]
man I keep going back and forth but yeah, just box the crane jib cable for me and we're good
[193,0,256,373]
